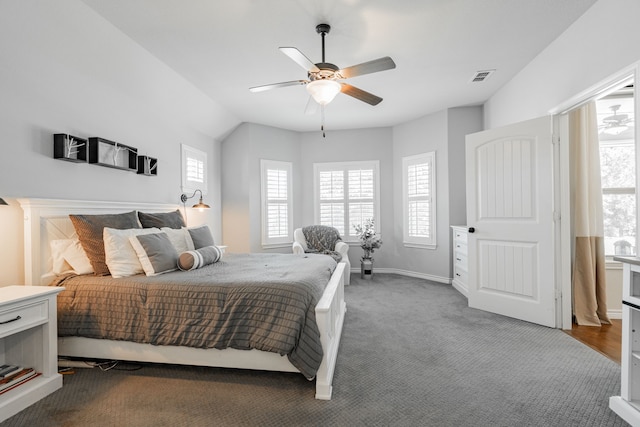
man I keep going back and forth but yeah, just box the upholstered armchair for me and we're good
[293,226,351,285]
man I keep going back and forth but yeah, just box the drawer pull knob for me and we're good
[0,315,22,325]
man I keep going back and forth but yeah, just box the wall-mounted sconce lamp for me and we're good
[180,189,210,211]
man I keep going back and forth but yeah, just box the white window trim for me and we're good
[260,159,293,247]
[181,144,208,195]
[313,160,380,242]
[402,152,436,249]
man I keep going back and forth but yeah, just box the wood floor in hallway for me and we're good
[564,319,622,364]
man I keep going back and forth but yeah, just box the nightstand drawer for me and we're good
[0,300,48,338]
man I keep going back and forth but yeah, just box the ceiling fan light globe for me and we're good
[306,80,341,105]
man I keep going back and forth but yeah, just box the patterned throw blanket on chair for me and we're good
[302,225,343,263]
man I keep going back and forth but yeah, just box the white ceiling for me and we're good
[81,0,597,133]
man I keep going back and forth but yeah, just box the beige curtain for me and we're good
[570,101,610,326]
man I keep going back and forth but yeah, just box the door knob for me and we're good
[468,227,475,233]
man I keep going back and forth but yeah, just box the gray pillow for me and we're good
[138,210,185,229]
[130,233,179,276]
[188,225,215,249]
[69,211,140,276]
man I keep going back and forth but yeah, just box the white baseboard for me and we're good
[349,269,622,321]
[608,309,622,320]
[350,267,450,284]
[451,281,468,298]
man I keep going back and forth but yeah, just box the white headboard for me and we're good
[19,198,181,286]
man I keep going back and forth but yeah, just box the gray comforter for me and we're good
[52,253,337,379]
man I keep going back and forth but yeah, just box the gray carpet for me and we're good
[2,274,626,426]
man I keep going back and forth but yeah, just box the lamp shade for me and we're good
[192,197,210,210]
[180,190,210,210]
[306,80,341,105]
[0,198,7,205]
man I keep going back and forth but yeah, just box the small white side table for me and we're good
[0,285,64,422]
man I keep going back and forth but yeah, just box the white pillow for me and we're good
[103,227,160,278]
[63,239,94,275]
[161,227,192,253]
[50,239,94,275]
[50,239,74,275]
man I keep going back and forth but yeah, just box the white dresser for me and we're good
[451,226,468,297]
[610,256,640,426]
[0,286,64,422]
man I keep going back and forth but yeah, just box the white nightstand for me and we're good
[0,285,64,422]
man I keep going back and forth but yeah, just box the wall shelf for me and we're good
[53,133,158,176]
[137,155,158,176]
[53,134,87,163]
[88,137,138,172]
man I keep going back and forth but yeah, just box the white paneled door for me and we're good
[465,116,556,327]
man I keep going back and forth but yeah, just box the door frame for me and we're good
[549,62,639,330]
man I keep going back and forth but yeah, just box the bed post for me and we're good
[18,198,41,286]
[314,261,347,400]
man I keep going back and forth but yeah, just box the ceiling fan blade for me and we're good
[339,56,396,79]
[249,80,308,93]
[304,96,319,115]
[340,83,383,106]
[279,47,320,73]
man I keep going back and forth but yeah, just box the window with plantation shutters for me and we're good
[181,144,208,195]
[314,161,380,240]
[261,160,293,246]
[403,152,436,248]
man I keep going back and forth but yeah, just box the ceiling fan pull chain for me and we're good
[321,105,326,138]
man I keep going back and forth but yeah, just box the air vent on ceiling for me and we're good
[470,69,495,83]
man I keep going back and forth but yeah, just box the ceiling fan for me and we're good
[599,104,634,135]
[249,23,396,109]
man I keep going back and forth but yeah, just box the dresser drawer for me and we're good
[454,267,468,285]
[454,251,467,267]
[0,300,48,338]
[454,230,468,244]
[454,239,467,256]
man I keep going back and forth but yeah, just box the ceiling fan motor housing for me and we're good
[316,23,331,35]
[309,63,339,81]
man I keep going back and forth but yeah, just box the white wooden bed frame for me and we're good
[19,198,347,400]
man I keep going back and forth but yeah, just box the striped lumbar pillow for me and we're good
[178,246,223,271]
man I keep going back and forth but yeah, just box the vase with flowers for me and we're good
[354,218,382,260]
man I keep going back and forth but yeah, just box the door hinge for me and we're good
[552,134,560,145]
[555,288,562,300]
[553,211,561,222]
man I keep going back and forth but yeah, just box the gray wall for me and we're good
[300,128,394,270]
[222,108,483,281]
[484,0,640,128]
[447,107,484,227]
[391,107,482,280]
[0,0,239,285]
[221,123,302,253]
